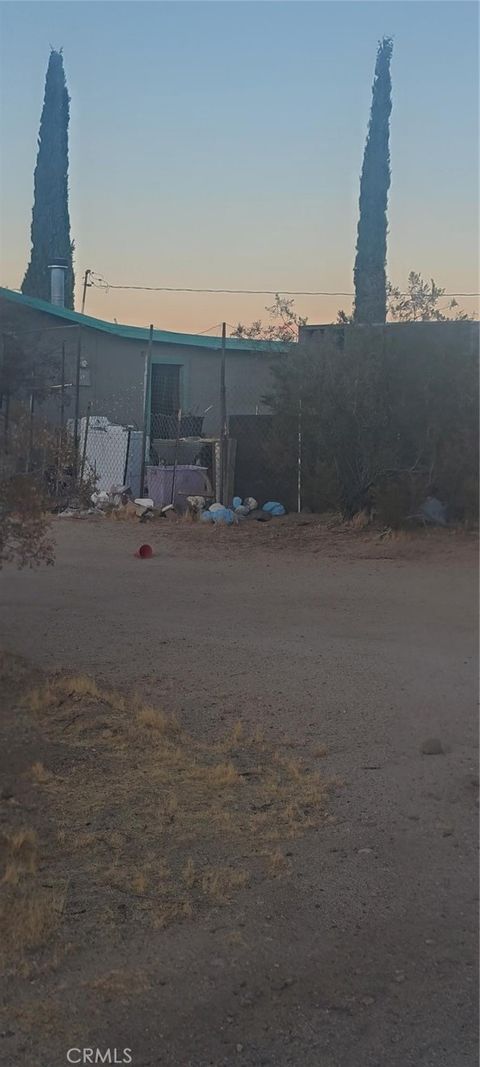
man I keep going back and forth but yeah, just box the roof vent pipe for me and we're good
[48,259,68,307]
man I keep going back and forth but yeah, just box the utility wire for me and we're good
[89,274,479,299]
[197,323,223,335]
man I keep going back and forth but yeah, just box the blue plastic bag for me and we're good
[262,501,286,517]
[211,507,235,525]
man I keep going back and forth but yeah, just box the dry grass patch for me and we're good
[153,898,193,928]
[266,848,291,876]
[0,824,68,971]
[201,866,249,903]
[86,968,151,1001]
[1,828,38,884]
[2,661,335,973]
[30,760,55,785]
[26,673,128,722]
[182,857,197,889]
[137,705,178,735]
[231,720,245,744]
[0,885,66,967]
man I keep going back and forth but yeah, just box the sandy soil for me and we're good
[0,516,478,1067]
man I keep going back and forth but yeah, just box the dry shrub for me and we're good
[231,720,245,744]
[200,761,240,789]
[131,872,148,895]
[266,848,290,875]
[154,899,193,929]
[137,706,178,735]
[109,503,139,522]
[27,674,127,715]
[275,755,305,781]
[160,792,179,822]
[182,857,197,889]
[350,509,371,530]
[1,828,38,884]
[30,761,55,785]
[201,866,249,902]
[86,969,150,1000]
[0,886,65,966]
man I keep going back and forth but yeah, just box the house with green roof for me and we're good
[0,287,289,440]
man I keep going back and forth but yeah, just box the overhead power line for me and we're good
[88,273,479,299]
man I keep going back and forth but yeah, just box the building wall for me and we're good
[299,320,480,360]
[0,298,279,434]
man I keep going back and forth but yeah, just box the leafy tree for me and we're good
[353,37,393,325]
[336,309,354,325]
[337,271,471,324]
[232,295,306,343]
[22,49,74,308]
[387,272,471,321]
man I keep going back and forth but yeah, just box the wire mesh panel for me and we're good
[72,416,144,497]
[150,364,180,422]
[150,411,205,441]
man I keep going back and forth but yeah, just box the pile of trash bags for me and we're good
[59,484,287,527]
[192,496,287,526]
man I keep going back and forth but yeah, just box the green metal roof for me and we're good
[0,287,290,354]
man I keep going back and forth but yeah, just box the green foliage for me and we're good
[336,309,354,325]
[387,272,471,322]
[232,295,307,343]
[353,37,393,325]
[337,270,471,325]
[21,50,74,308]
[1,328,59,405]
[266,329,478,523]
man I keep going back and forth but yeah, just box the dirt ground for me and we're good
[0,515,478,1067]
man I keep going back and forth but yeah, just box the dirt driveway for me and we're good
[0,517,478,1067]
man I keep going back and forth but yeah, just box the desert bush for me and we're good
[265,330,478,523]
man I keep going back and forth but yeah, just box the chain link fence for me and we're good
[0,323,144,511]
[0,320,295,514]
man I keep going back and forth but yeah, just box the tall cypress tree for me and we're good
[22,49,74,308]
[353,37,393,324]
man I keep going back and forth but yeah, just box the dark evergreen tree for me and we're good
[22,49,74,308]
[353,37,393,324]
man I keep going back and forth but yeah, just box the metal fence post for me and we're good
[0,333,7,456]
[219,322,227,503]
[170,406,182,506]
[73,327,82,482]
[297,396,302,514]
[26,363,35,474]
[140,325,153,498]
[80,401,91,483]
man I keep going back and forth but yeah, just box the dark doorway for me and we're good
[150,363,180,438]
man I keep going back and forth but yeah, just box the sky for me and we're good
[0,0,478,333]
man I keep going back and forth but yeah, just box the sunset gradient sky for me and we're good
[0,1,478,334]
